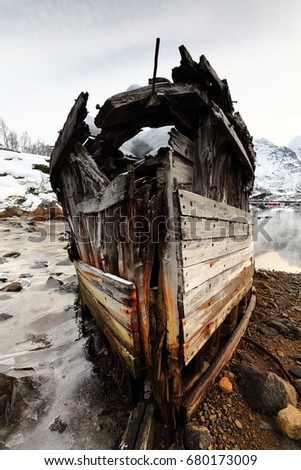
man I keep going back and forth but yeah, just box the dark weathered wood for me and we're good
[50,92,89,187]
[134,404,155,450]
[75,172,129,214]
[178,189,253,222]
[211,102,254,174]
[169,128,195,162]
[119,402,146,450]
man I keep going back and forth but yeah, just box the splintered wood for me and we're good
[50,44,256,425]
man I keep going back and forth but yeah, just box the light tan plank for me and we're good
[80,287,141,378]
[183,278,253,364]
[79,278,140,355]
[180,235,252,267]
[181,263,254,317]
[181,246,253,293]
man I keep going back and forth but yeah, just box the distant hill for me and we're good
[253,136,301,200]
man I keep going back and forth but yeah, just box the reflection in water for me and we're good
[252,208,301,272]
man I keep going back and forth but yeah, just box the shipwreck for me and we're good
[50,43,256,426]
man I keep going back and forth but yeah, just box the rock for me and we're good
[56,258,72,266]
[184,424,212,450]
[276,405,301,441]
[0,281,23,292]
[269,320,290,336]
[46,276,63,289]
[19,273,33,278]
[0,258,8,265]
[3,251,20,258]
[293,306,301,313]
[0,277,8,283]
[257,325,279,336]
[236,364,297,414]
[237,351,253,363]
[49,416,67,433]
[20,279,31,288]
[5,431,24,449]
[277,350,285,358]
[30,261,48,269]
[259,420,273,431]
[290,354,301,361]
[219,377,233,393]
[289,365,301,378]
[0,313,13,321]
[0,294,12,301]
[59,281,77,293]
[234,419,243,429]
[295,379,301,391]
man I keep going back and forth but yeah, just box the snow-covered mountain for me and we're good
[253,137,301,200]
[0,147,59,217]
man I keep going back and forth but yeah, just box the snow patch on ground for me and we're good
[0,148,57,212]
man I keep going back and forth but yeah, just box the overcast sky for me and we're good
[0,0,300,147]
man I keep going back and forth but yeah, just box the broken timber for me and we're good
[50,44,256,427]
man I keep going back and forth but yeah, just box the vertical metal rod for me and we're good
[152,37,161,95]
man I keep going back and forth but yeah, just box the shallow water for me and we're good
[253,208,301,273]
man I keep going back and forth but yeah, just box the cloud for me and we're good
[0,0,300,145]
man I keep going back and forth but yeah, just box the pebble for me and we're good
[3,251,20,258]
[234,419,243,429]
[219,376,233,393]
[289,365,301,378]
[0,313,13,321]
[0,281,23,292]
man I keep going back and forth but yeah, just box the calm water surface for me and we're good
[253,208,301,273]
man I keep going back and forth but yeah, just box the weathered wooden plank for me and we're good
[75,172,128,214]
[182,263,254,317]
[182,246,253,293]
[171,154,193,185]
[181,217,250,240]
[183,277,253,365]
[95,82,208,129]
[50,92,90,187]
[75,260,136,298]
[178,189,253,223]
[134,404,155,450]
[76,270,138,332]
[184,289,256,418]
[169,128,194,162]
[180,235,252,267]
[158,154,181,375]
[79,287,141,378]
[79,276,140,355]
[211,102,254,174]
[181,217,230,240]
[119,402,146,450]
